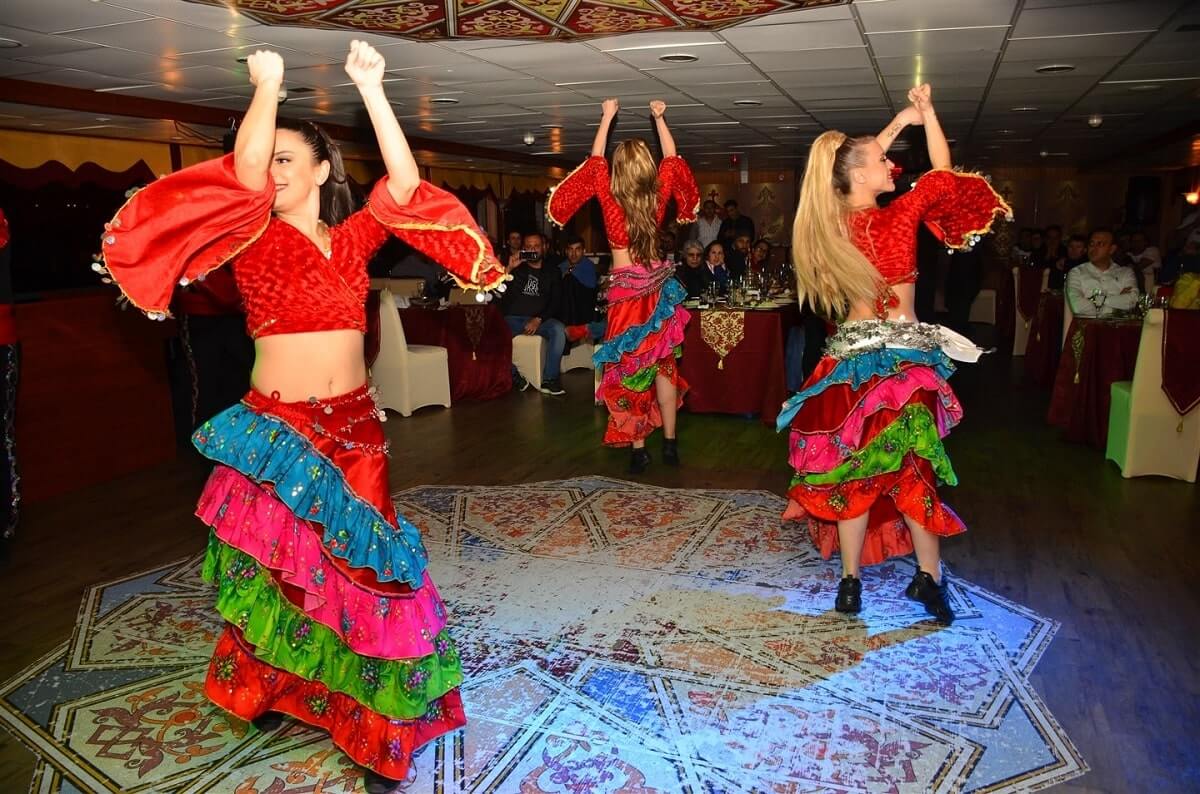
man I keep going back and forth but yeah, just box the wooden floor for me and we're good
[1,343,1197,792]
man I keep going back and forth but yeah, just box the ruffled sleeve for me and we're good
[97,153,273,319]
[367,177,506,292]
[900,169,1012,250]
[656,156,700,226]
[547,156,609,228]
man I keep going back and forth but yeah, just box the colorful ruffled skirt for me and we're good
[777,321,974,566]
[192,384,464,779]
[594,266,690,446]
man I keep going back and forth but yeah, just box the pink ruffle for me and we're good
[788,367,963,473]
[598,305,688,393]
[196,466,448,660]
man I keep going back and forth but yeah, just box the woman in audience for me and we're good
[548,98,699,473]
[750,238,772,274]
[703,240,731,294]
[676,239,708,298]
[95,43,506,793]
[779,84,1010,624]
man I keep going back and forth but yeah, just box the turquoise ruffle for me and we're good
[594,278,687,366]
[193,405,428,587]
[776,347,955,432]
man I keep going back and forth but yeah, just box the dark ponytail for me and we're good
[276,117,358,226]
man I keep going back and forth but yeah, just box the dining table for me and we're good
[1047,315,1143,447]
[678,299,802,425]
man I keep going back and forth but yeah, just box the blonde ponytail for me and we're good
[791,130,885,318]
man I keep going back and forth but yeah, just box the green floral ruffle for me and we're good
[620,346,682,391]
[799,404,957,488]
[202,536,463,720]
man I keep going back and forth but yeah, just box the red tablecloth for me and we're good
[1017,266,1045,324]
[399,304,512,401]
[680,306,793,424]
[1023,291,1064,388]
[1047,317,1142,447]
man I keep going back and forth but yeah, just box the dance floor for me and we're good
[0,477,1086,793]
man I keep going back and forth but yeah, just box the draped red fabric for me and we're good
[1048,318,1142,447]
[1161,308,1200,415]
[1017,267,1044,322]
[397,305,512,401]
[680,309,789,424]
[1023,292,1064,388]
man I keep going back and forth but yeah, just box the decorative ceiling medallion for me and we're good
[186,0,845,40]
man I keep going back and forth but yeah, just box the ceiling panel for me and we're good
[867,26,1009,57]
[722,20,864,52]
[856,0,1018,32]
[1003,31,1150,60]
[62,19,256,55]
[605,43,744,70]
[103,0,262,31]
[769,67,878,87]
[20,46,180,76]
[0,0,151,35]
[1011,0,1178,38]
[874,51,999,76]
[743,47,872,73]
[996,55,1124,79]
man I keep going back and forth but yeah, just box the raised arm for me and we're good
[234,51,285,191]
[875,104,922,155]
[649,100,676,158]
[592,98,619,157]
[909,83,950,170]
[345,40,420,205]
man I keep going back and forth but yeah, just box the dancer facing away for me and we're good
[779,84,1010,624]
[547,98,700,473]
[96,43,507,792]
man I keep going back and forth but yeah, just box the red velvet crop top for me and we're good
[848,169,1012,287]
[98,153,507,324]
[232,210,388,338]
[546,155,700,251]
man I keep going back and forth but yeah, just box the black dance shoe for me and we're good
[662,437,680,466]
[629,447,651,474]
[905,571,955,625]
[251,711,284,732]
[364,768,416,793]
[834,575,862,613]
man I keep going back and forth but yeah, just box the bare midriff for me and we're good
[610,247,633,270]
[251,329,367,401]
[845,283,918,323]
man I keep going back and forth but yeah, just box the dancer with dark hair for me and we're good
[548,98,699,473]
[96,42,506,792]
[779,84,1010,624]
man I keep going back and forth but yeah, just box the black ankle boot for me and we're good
[835,575,862,613]
[364,767,415,793]
[629,447,651,474]
[905,571,955,625]
[252,711,284,732]
[662,437,679,466]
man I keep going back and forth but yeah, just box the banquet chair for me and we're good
[969,288,997,324]
[511,334,546,388]
[448,288,477,305]
[561,340,594,372]
[1011,267,1049,356]
[1106,309,1200,482]
[372,289,451,417]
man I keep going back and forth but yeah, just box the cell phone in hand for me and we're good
[520,250,540,262]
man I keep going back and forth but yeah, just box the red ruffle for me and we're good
[100,153,274,316]
[206,625,465,780]
[368,179,505,292]
[600,359,687,446]
[0,208,9,249]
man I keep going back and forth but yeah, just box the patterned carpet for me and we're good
[1,477,1086,793]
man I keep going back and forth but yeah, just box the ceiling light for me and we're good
[1129,84,1161,92]
[96,116,110,122]
[430,97,459,105]
[777,125,799,131]
[1011,106,1040,112]
[1087,114,1103,128]
[0,37,22,48]
[1185,191,1199,205]
[540,124,562,129]
[994,129,1016,135]
[523,131,535,145]
[1035,64,1076,74]
[733,99,762,107]
[658,53,699,64]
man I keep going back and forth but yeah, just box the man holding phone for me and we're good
[501,232,567,395]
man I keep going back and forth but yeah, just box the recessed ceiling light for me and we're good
[1011,106,1040,112]
[777,125,799,131]
[733,99,762,107]
[1129,84,1161,92]
[430,97,459,105]
[28,122,44,127]
[96,116,110,122]
[658,53,699,64]
[0,37,22,48]
[1035,64,1075,74]
[994,129,1016,135]
[540,124,562,129]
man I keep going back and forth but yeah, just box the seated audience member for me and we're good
[502,229,523,273]
[727,233,752,280]
[1048,233,1088,291]
[703,241,730,295]
[1066,229,1139,318]
[749,238,771,275]
[501,232,567,395]
[675,240,708,298]
[1027,228,1047,269]
[558,235,605,342]
[1011,227,1034,265]
[658,229,678,263]
[1160,230,1200,286]
[1042,224,1065,266]
[1127,229,1162,291]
